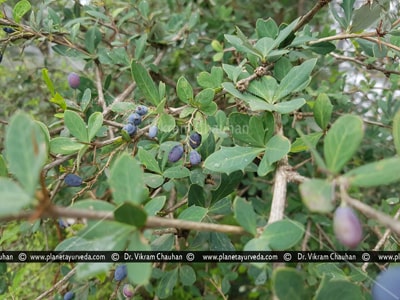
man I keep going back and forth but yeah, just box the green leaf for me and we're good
[393,110,400,155]
[309,42,336,55]
[13,0,31,23]
[314,278,363,300]
[178,206,207,222]
[273,98,306,114]
[257,154,275,177]
[196,67,223,89]
[127,232,152,285]
[262,220,304,250]
[0,178,31,216]
[158,113,176,132]
[50,93,67,111]
[299,179,334,213]
[222,82,275,111]
[143,173,164,188]
[157,268,178,299]
[114,202,147,228]
[204,146,264,174]
[247,76,278,103]
[131,60,161,105]
[233,197,257,235]
[273,268,305,300]
[351,1,381,32]
[50,137,84,155]
[210,232,235,251]
[109,153,147,204]
[344,157,400,187]
[211,170,243,203]
[256,18,278,38]
[195,88,215,106]
[42,68,55,96]
[5,112,47,196]
[314,93,333,130]
[341,0,356,27]
[273,57,292,82]
[163,166,190,179]
[0,155,7,177]
[324,115,364,174]
[177,76,193,103]
[188,184,206,207]
[179,265,196,286]
[144,196,166,216]
[265,135,291,165]
[80,88,92,112]
[87,112,103,141]
[138,147,162,174]
[85,27,102,53]
[64,110,88,142]
[290,132,323,153]
[275,59,317,100]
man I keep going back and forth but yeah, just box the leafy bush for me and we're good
[1,0,400,299]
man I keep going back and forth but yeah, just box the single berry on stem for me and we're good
[189,150,201,165]
[123,123,137,136]
[67,72,80,89]
[333,206,363,249]
[189,132,202,149]
[64,174,83,187]
[148,125,158,138]
[64,291,75,300]
[114,265,127,281]
[168,145,184,163]
[135,105,148,116]
[127,113,142,125]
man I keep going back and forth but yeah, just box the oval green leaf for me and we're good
[233,197,257,235]
[324,115,363,174]
[262,219,304,250]
[299,179,334,213]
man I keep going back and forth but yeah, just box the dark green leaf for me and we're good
[114,202,147,228]
[157,268,178,299]
[131,60,161,105]
[314,93,333,130]
[211,171,243,203]
[177,76,193,104]
[273,268,305,300]
[0,178,31,216]
[233,197,257,235]
[188,184,206,207]
[262,220,304,250]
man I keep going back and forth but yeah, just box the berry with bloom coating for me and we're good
[67,72,80,89]
[148,126,158,138]
[135,105,148,116]
[333,206,363,249]
[189,150,201,165]
[189,132,202,149]
[123,123,137,136]
[372,267,400,300]
[123,283,135,298]
[64,174,83,187]
[127,113,142,125]
[64,291,75,300]
[168,145,184,163]
[114,265,127,281]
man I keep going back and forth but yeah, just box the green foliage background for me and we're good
[1,0,400,299]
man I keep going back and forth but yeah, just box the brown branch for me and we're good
[95,65,107,111]
[0,206,247,235]
[294,0,332,32]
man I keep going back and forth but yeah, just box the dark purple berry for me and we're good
[127,113,142,125]
[135,105,148,116]
[64,291,74,300]
[123,283,134,298]
[189,132,202,149]
[114,265,127,281]
[64,174,83,187]
[189,150,201,165]
[67,72,80,89]
[333,206,363,249]
[148,126,158,138]
[123,123,137,136]
[3,27,14,34]
[372,267,400,300]
[168,145,184,163]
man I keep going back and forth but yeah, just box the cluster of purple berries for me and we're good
[168,132,202,165]
[122,105,149,137]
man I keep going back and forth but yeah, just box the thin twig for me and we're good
[95,65,107,111]
[35,267,76,300]
[0,206,248,235]
[294,0,332,32]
